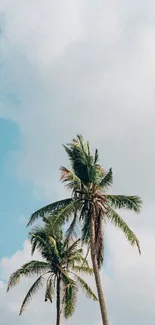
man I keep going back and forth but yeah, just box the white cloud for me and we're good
[104,226,155,325]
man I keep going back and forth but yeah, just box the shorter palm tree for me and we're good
[7,225,97,325]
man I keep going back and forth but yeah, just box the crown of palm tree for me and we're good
[7,224,97,318]
[27,135,142,268]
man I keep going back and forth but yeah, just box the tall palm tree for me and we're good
[7,224,97,325]
[27,135,142,325]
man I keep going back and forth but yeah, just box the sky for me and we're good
[1,0,155,324]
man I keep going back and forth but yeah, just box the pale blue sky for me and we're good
[0,118,44,257]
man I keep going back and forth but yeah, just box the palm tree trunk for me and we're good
[90,214,109,325]
[56,276,61,325]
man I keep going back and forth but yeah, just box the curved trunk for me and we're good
[90,214,109,325]
[56,276,61,325]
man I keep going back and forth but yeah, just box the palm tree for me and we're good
[7,224,97,325]
[27,135,142,325]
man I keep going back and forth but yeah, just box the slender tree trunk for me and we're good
[56,276,61,325]
[90,214,109,325]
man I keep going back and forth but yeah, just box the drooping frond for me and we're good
[81,211,91,244]
[81,244,90,267]
[71,266,94,275]
[99,168,113,190]
[65,211,79,242]
[45,276,55,303]
[49,236,60,260]
[64,239,81,258]
[106,195,142,213]
[73,274,98,301]
[7,261,49,291]
[29,227,60,263]
[67,254,89,267]
[107,206,141,254]
[60,166,81,191]
[29,226,49,255]
[62,276,78,319]
[19,276,44,315]
[27,198,73,226]
[48,199,82,230]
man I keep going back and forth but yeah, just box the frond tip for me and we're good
[27,198,73,226]
[106,195,142,213]
[73,274,98,301]
[19,276,44,315]
[107,206,141,254]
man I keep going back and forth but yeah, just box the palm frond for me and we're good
[81,211,91,244]
[106,195,142,213]
[94,149,99,164]
[67,254,89,267]
[107,206,141,254]
[62,276,78,319]
[49,236,60,260]
[64,239,81,258]
[7,261,49,291]
[71,266,94,275]
[99,168,113,190]
[29,226,48,255]
[82,244,90,267]
[29,228,60,263]
[73,274,98,301]
[65,211,79,242]
[60,166,81,190]
[49,199,82,230]
[45,276,55,303]
[63,135,92,185]
[27,198,73,226]
[19,276,44,315]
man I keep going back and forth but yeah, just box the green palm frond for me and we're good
[107,206,141,254]
[29,228,60,263]
[27,198,73,226]
[30,234,52,261]
[19,276,44,315]
[7,261,49,291]
[63,277,78,319]
[73,274,98,301]
[106,195,142,213]
[94,149,99,164]
[63,135,92,185]
[60,166,81,190]
[81,244,90,267]
[45,276,55,303]
[68,254,89,267]
[70,135,103,184]
[29,226,48,255]
[64,239,81,257]
[81,211,91,244]
[71,266,94,275]
[99,168,113,190]
[48,199,82,230]
[48,236,60,261]
[65,212,79,242]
